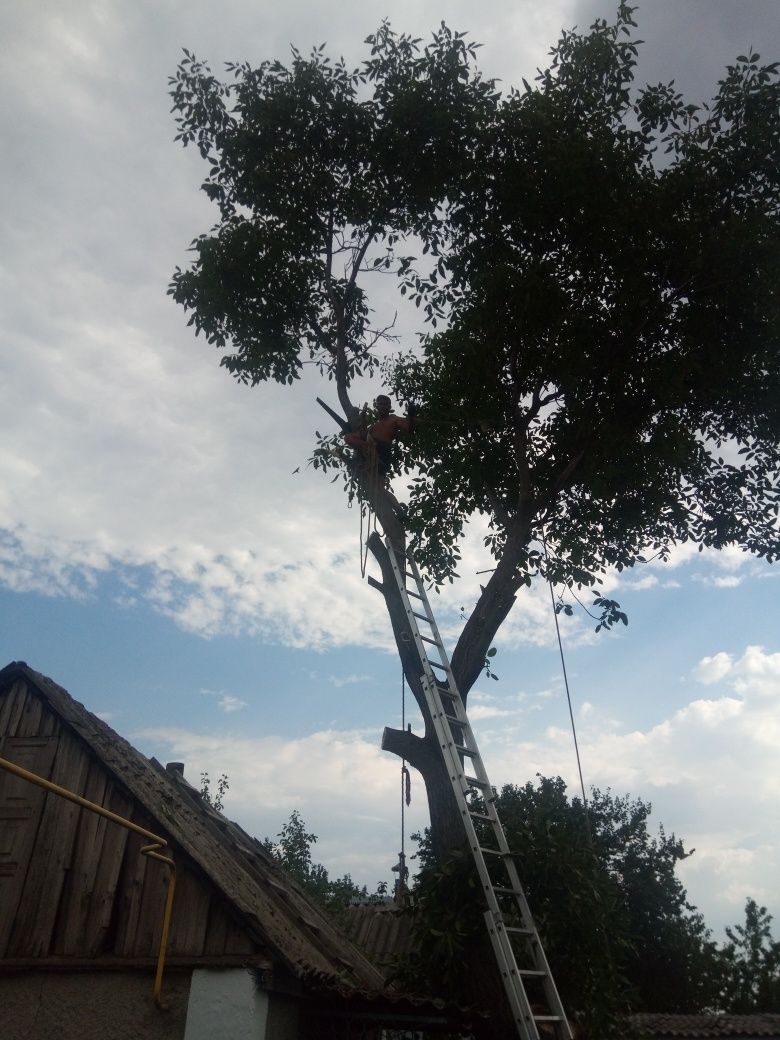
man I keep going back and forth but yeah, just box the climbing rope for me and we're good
[358,439,381,578]
[400,666,408,860]
[542,535,593,844]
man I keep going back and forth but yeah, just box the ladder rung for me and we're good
[427,659,448,671]
[495,886,524,897]
[420,634,441,646]
[454,744,478,757]
[506,926,534,936]
[535,1016,563,1024]
[480,846,511,857]
[518,969,547,978]
[469,810,493,821]
[465,776,491,788]
[412,610,432,623]
[403,569,418,579]
[405,588,424,600]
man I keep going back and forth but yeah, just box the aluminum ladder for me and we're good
[384,537,572,1040]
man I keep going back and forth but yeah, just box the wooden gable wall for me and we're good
[0,677,260,966]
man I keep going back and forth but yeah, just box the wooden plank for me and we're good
[6,730,90,956]
[83,779,133,956]
[167,864,210,956]
[51,759,109,955]
[0,736,59,957]
[14,689,45,737]
[202,896,231,956]
[0,681,29,739]
[0,952,273,972]
[129,835,171,956]
[223,913,256,956]
[113,826,149,956]
[38,700,62,738]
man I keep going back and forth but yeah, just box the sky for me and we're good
[1,0,778,942]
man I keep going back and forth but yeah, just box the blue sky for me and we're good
[1,0,778,940]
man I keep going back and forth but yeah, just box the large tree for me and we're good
[169,5,779,864]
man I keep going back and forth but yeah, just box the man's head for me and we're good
[375,394,392,417]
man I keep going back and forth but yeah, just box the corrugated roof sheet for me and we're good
[630,1014,780,1038]
[342,902,414,968]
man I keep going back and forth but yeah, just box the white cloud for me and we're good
[134,642,780,931]
[694,652,734,685]
[218,695,248,714]
[329,673,372,688]
[468,704,520,721]
[135,723,430,883]
[467,644,780,933]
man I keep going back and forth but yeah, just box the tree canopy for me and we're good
[170,4,780,601]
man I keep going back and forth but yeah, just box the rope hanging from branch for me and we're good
[542,534,593,845]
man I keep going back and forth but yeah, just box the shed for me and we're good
[0,661,461,1039]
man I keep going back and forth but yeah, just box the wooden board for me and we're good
[6,729,89,956]
[0,735,59,957]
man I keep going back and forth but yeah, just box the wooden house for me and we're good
[0,661,458,1040]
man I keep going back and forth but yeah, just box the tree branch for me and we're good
[451,516,531,697]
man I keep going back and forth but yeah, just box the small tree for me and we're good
[262,809,383,915]
[199,770,229,812]
[722,899,780,1012]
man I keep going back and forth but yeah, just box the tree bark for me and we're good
[365,519,531,863]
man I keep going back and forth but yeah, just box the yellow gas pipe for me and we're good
[0,754,176,1005]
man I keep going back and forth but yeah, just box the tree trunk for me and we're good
[362,517,533,1039]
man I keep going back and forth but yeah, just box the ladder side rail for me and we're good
[485,910,545,1040]
[422,667,572,1040]
[381,542,572,1040]
[400,548,458,679]
[424,683,543,1040]
[385,544,461,713]
[388,540,457,686]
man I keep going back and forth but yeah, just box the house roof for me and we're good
[630,1014,780,1039]
[0,661,385,994]
[343,901,414,970]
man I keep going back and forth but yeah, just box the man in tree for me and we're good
[169,5,779,1031]
[342,394,415,504]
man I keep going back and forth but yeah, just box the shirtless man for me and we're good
[342,395,415,477]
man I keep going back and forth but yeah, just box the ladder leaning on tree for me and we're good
[377,536,573,1040]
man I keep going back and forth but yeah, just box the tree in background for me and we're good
[262,809,386,916]
[721,899,780,1012]
[199,770,230,812]
[403,777,769,1034]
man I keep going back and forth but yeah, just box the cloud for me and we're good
[694,652,734,685]
[469,644,780,933]
[328,673,372,688]
[218,694,248,713]
[135,723,430,882]
[468,704,521,721]
[134,641,780,932]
